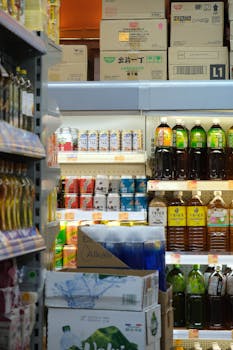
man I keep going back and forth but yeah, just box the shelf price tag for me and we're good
[188,329,199,339]
[208,254,218,264]
[66,156,78,162]
[92,212,103,221]
[187,180,197,190]
[56,212,62,220]
[118,212,129,221]
[147,180,160,191]
[65,212,75,221]
[170,253,181,264]
[114,155,125,162]
[228,181,233,190]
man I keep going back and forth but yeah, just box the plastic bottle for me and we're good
[166,265,186,327]
[60,325,82,350]
[225,265,233,329]
[225,126,233,180]
[207,191,229,252]
[186,264,205,329]
[148,191,167,245]
[154,117,173,180]
[167,191,187,251]
[172,119,189,180]
[204,265,215,290]
[187,191,207,251]
[207,119,226,180]
[207,265,226,329]
[229,199,233,252]
[188,120,207,180]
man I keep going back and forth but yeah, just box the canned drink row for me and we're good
[54,244,77,270]
[56,127,143,152]
[64,193,148,211]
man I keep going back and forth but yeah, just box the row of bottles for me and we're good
[149,190,232,252]
[167,264,233,330]
[0,60,34,132]
[153,118,233,180]
[0,159,35,230]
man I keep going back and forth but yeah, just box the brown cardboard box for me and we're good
[48,62,87,81]
[159,284,173,314]
[100,19,167,51]
[159,285,173,350]
[169,47,229,80]
[100,50,167,80]
[170,2,224,47]
[102,0,165,19]
[229,0,233,20]
[230,51,233,79]
[61,45,87,63]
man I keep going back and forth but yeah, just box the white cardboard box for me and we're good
[170,2,224,47]
[100,50,167,80]
[100,19,167,51]
[47,305,161,350]
[45,269,159,311]
[102,0,165,19]
[168,47,229,80]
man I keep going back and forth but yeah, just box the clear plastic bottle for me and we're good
[188,120,207,180]
[60,325,82,350]
[186,264,205,329]
[207,119,226,180]
[207,191,229,252]
[204,265,215,290]
[148,191,167,245]
[225,265,233,329]
[172,119,189,180]
[187,191,207,251]
[207,265,226,330]
[167,191,187,251]
[229,199,233,252]
[154,117,173,180]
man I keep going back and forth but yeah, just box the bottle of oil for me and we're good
[173,119,188,180]
[207,191,229,252]
[189,120,207,180]
[154,117,173,180]
[225,125,233,180]
[167,191,187,251]
[187,191,207,251]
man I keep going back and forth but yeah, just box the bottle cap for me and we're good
[175,118,182,125]
[62,325,70,332]
[213,190,222,196]
[213,118,220,125]
[193,264,200,270]
[174,191,183,197]
[160,117,167,123]
[195,120,201,125]
[192,190,201,197]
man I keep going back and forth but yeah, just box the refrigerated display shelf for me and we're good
[0,227,46,261]
[174,329,233,340]
[56,209,147,222]
[166,251,233,265]
[147,180,233,192]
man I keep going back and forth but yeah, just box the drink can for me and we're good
[109,176,120,193]
[56,221,67,245]
[78,130,88,151]
[54,245,63,270]
[64,176,79,193]
[120,193,135,211]
[64,193,79,209]
[99,130,109,151]
[107,193,120,211]
[95,175,109,194]
[121,130,132,151]
[79,176,95,194]
[63,245,77,269]
[80,194,93,210]
[94,194,107,211]
[132,129,143,151]
[66,221,79,245]
[135,176,147,193]
[134,193,148,211]
[110,130,121,151]
[120,175,135,193]
[88,130,99,151]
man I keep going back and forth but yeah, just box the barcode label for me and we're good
[175,66,205,75]
[122,294,137,305]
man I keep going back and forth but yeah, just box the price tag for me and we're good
[208,254,219,264]
[228,181,233,190]
[118,212,129,221]
[170,253,181,264]
[119,32,129,42]
[147,180,160,191]
[65,212,75,221]
[67,156,78,162]
[114,155,125,162]
[56,212,62,220]
[187,180,197,190]
[188,329,199,339]
[92,212,103,221]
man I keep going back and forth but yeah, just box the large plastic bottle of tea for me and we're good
[207,265,226,329]
[225,125,233,180]
[167,191,187,251]
[187,191,207,251]
[148,191,167,246]
[186,264,205,329]
[167,265,186,327]
[207,191,229,252]
[225,265,233,329]
[188,120,207,180]
[172,119,188,180]
[207,119,226,180]
[154,117,173,180]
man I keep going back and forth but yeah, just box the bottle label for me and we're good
[27,93,34,117]
[148,206,167,226]
[168,206,186,226]
[228,129,233,148]
[208,275,226,296]
[173,129,188,148]
[230,209,233,226]
[207,208,229,227]
[207,128,226,149]
[155,127,172,147]
[190,129,206,148]
[187,206,206,226]
[227,275,233,295]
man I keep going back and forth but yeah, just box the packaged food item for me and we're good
[121,130,132,151]
[64,176,79,193]
[56,221,66,245]
[63,245,77,269]
[135,175,147,193]
[80,194,93,210]
[64,194,79,209]
[134,193,147,211]
[66,221,79,245]
[94,194,107,211]
[132,129,143,151]
[87,130,98,151]
[77,130,88,151]
[120,175,135,193]
[99,130,109,151]
[120,193,134,211]
[54,245,63,270]
[107,193,120,211]
[79,176,95,194]
[95,174,109,194]
[109,129,121,151]
[108,176,120,193]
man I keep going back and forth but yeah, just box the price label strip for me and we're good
[188,329,199,339]
[170,253,181,264]
[208,254,219,264]
[92,212,103,221]
[118,212,129,221]
[114,155,125,162]
[187,180,197,190]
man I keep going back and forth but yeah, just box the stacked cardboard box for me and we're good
[159,285,173,350]
[229,0,233,78]
[100,0,168,80]
[169,2,228,80]
[48,45,88,81]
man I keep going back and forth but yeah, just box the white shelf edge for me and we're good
[166,252,233,265]
[56,209,147,221]
[147,180,233,192]
[173,329,233,340]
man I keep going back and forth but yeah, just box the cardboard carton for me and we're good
[229,0,233,20]
[169,47,229,80]
[60,45,87,64]
[48,62,87,81]
[159,285,173,350]
[102,0,165,19]
[100,50,167,80]
[170,2,224,47]
[230,51,233,79]
[100,19,167,51]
